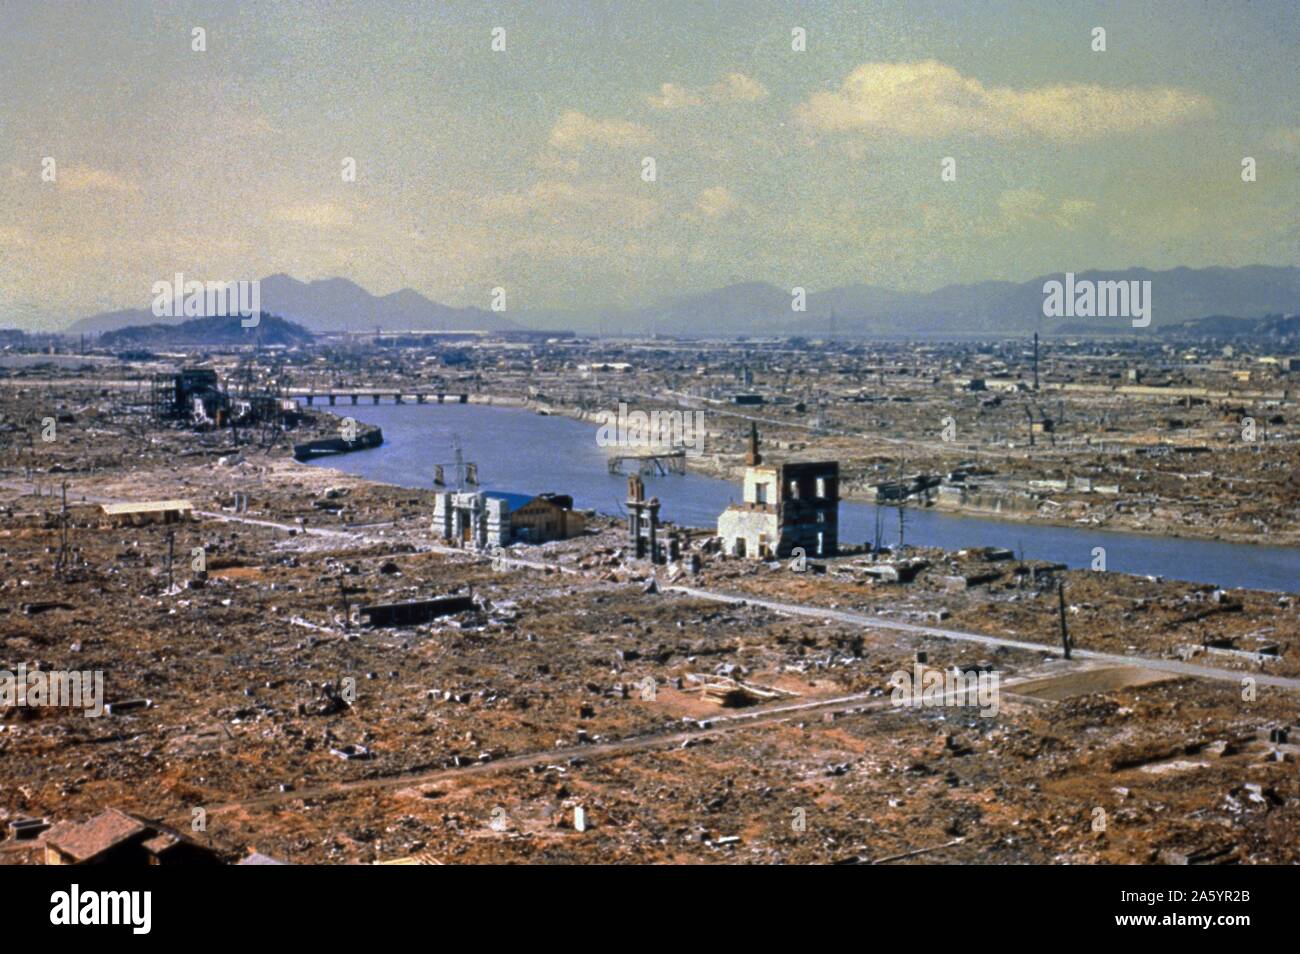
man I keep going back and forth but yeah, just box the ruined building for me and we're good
[431,491,584,548]
[432,491,510,549]
[717,424,838,559]
[626,475,662,562]
[509,493,585,543]
[44,808,223,866]
[151,367,224,423]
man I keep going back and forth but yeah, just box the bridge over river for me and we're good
[287,389,470,406]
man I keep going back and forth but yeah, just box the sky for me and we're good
[1,0,1298,329]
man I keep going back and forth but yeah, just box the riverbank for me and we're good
[526,398,1300,549]
[295,400,1300,592]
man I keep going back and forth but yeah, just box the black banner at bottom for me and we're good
[0,862,1274,941]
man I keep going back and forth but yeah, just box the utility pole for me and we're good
[1032,332,1039,392]
[1057,581,1072,659]
[165,529,175,593]
[55,480,70,580]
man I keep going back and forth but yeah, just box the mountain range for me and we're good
[69,274,515,336]
[67,266,1300,338]
[1157,313,1300,338]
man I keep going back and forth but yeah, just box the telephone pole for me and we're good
[1057,581,1072,659]
[55,480,70,580]
[1032,332,1040,392]
[165,529,175,593]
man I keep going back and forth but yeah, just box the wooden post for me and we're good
[166,530,175,593]
[1057,581,1071,659]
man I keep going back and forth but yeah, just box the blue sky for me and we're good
[1,0,1297,327]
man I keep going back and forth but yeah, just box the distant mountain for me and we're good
[70,275,516,335]
[598,266,1300,337]
[1159,312,1300,339]
[1258,314,1300,337]
[68,265,1300,339]
[624,282,795,337]
[254,274,515,334]
[100,313,314,348]
[71,308,160,336]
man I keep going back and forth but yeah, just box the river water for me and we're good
[300,402,1299,593]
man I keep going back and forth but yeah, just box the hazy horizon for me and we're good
[2,0,1299,330]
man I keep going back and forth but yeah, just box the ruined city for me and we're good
[0,326,1296,869]
[1,3,1297,925]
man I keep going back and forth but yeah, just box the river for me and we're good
[300,402,1300,593]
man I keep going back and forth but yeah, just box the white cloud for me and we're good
[1054,197,1098,230]
[481,180,583,217]
[997,188,1050,224]
[797,60,1213,139]
[646,83,702,110]
[647,72,768,109]
[710,72,768,103]
[995,189,1097,232]
[548,110,650,150]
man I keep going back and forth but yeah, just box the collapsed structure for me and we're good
[718,424,839,559]
[44,808,222,866]
[431,490,584,548]
[150,366,301,430]
[626,474,662,562]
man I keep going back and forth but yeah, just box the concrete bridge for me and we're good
[287,390,469,406]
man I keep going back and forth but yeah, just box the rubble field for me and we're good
[0,382,1297,865]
